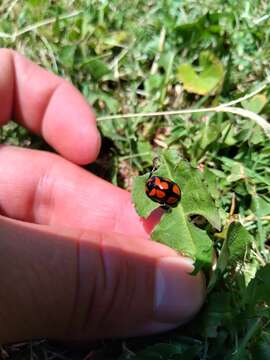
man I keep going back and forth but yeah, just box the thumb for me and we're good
[0,216,205,343]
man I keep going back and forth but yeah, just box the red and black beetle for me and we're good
[145,175,181,208]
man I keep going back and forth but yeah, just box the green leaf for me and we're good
[200,117,221,150]
[83,57,111,81]
[85,88,119,114]
[177,51,224,95]
[201,291,232,338]
[226,222,253,264]
[251,338,270,360]
[144,74,164,93]
[132,150,221,270]
[221,157,270,187]
[251,195,270,217]
[59,45,77,69]
[174,162,221,230]
[226,162,246,182]
[129,342,202,360]
[204,167,221,200]
[242,94,267,114]
[26,0,43,5]
[132,174,158,219]
[245,264,270,309]
[137,141,153,165]
[208,222,253,291]
[133,343,183,359]
[152,207,213,266]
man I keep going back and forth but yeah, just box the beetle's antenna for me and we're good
[149,156,160,178]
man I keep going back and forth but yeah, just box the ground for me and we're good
[0,0,270,359]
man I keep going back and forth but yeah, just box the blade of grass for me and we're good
[97,83,270,139]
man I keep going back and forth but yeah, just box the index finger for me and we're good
[0,48,101,165]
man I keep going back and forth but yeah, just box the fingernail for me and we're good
[154,256,204,324]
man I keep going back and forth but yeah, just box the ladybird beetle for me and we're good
[145,175,181,208]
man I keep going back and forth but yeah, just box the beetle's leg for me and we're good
[161,205,171,212]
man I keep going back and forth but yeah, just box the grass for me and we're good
[0,0,270,359]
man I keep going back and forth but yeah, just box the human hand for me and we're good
[0,49,205,344]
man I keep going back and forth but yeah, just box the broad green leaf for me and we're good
[251,338,270,360]
[172,164,221,230]
[208,222,253,291]
[133,343,183,359]
[85,89,119,114]
[144,74,164,93]
[59,45,77,69]
[222,122,237,146]
[103,30,130,47]
[127,342,202,360]
[159,51,175,74]
[177,51,224,95]
[251,193,268,249]
[137,141,153,165]
[132,174,158,218]
[83,57,111,81]
[152,150,221,229]
[85,87,121,141]
[242,94,267,114]
[200,118,220,150]
[26,0,44,5]
[159,51,175,103]
[201,291,232,338]
[227,162,246,182]
[245,264,270,309]
[204,167,220,200]
[251,195,270,217]
[250,126,265,145]
[221,157,270,187]
[132,150,221,270]
[226,222,253,264]
[152,211,213,268]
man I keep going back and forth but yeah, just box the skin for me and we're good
[0,48,205,344]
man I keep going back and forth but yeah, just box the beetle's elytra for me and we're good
[145,175,181,208]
